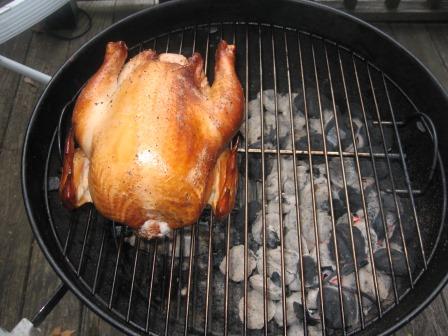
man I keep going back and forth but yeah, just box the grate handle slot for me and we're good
[398,112,438,196]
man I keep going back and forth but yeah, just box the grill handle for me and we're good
[401,111,439,196]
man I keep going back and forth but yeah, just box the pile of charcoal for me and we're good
[217,89,415,333]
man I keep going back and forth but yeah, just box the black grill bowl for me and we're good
[22,0,448,335]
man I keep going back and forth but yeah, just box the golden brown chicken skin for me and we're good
[59,40,244,238]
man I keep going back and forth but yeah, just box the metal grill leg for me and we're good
[31,284,68,327]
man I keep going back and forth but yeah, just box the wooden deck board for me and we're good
[0,30,33,330]
[18,2,129,335]
[0,24,71,330]
[389,23,448,89]
[426,23,448,93]
[21,246,83,336]
[0,31,32,150]
[0,2,447,335]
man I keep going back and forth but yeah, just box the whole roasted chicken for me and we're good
[59,40,244,238]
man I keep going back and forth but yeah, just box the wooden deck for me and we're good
[0,1,447,335]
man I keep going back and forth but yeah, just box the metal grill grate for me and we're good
[44,22,446,335]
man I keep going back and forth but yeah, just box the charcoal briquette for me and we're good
[320,286,359,329]
[293,88,327,119]
[329,219,367,268]
[271,271,282,287]
[267,230,280,249]
[301,255,318,287]
[374,248,409,276]
[248,200,262,224]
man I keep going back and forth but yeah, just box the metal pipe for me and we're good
[0,55,51,84]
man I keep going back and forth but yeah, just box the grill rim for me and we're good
[21,0,448,335]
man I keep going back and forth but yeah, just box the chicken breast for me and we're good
[59,40,244,238]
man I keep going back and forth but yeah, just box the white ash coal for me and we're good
[288,272,303,292]
[287,323,305,336]
[249,274,282,301]
[305,288,321,321]
[284,228,309,254]
[344,266,393,307]
[308,325,324,336]
[274,292,303,327]
[219,244,257,282]
[251,211,282,248]
[124,234,136,246]
[311,242,334,269]
[255,247,300,286]
[238,290,276,329]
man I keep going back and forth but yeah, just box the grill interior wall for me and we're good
[44,23,445,336]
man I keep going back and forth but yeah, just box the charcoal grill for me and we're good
[21,0,448,335]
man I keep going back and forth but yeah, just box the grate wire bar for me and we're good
[42,22,446,336]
